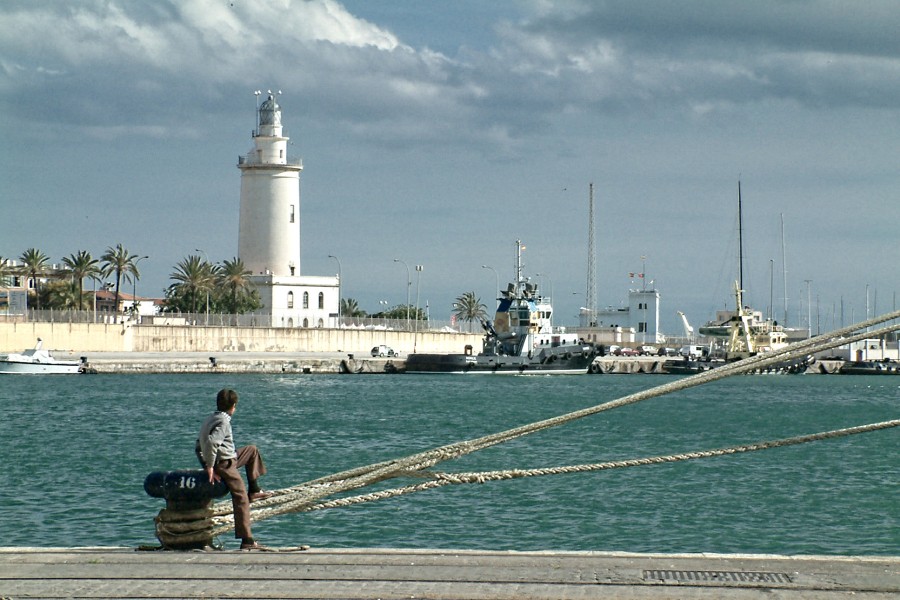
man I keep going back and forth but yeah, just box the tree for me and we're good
[340,297,366,318]
[167,254,218,315]
[62,250,101,310]
[19,248,50,310]
[41,280,81,310]
[453,291,488,332]
[0,256,12,287]
[374,304,426,321]
[217,257,259,315]
[101,244,141,314]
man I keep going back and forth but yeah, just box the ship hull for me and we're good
[406,349,595,375]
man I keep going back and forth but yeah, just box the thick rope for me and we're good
[298,418,900,511]
[161,311,900,540]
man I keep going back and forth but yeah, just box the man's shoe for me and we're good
[249,490,274,502]
[240,539,270,551]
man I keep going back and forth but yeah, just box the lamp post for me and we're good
[804,279,812,339]
[482,265,499,302]
[132,256,149,320]
[195,249,211,325]
[394,258,410,330]
[328,254,342,328]
[414,264,424,352]
[379,300,388,344]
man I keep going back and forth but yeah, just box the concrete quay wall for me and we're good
[0,322,481,356]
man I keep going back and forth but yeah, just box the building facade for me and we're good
[237,92,339,327]
[577,287,663,345]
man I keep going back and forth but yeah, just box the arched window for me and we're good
[318,292,325,309]
[287,318,294,328]
[287,291,294,309]
[302,318,309,328]
[303,291,309,309]
[317,318,324,328]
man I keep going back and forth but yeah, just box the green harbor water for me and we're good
[1,373,897,554]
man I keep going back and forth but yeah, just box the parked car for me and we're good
[616,347,640,356]
[371,345,396,357]
[638,345,658,355]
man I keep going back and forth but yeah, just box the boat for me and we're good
[0,339,84,374]
[839,359,900,375]
[692,183,809,371]
[405,241,597,374]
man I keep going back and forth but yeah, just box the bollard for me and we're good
[145,470,229,549]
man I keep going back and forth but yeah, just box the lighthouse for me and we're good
[237,92,338,328]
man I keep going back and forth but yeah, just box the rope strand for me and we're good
[171,310,900,539]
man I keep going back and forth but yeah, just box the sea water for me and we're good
[1,373,897,554]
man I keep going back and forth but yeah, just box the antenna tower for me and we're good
[586,183,597,326]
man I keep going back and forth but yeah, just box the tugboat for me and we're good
[405,241,597,374]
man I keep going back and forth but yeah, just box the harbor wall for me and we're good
[0,322,481,355]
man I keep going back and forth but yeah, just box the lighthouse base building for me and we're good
[238,92,339,328]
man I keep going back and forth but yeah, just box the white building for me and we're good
[577,287,663,345]
[237,92,339,328]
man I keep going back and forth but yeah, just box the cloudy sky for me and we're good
[2,0,898,332]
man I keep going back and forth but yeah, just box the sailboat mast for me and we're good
[738,180,744,295]
[781,213,789,326]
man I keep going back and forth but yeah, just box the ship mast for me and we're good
[515,239,524,292]
[738,180,744,296]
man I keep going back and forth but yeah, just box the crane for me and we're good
[677,311,695,343]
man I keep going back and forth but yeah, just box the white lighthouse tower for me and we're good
[238,91,338,328]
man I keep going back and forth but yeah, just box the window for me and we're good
[289,204,295,223]
[303,292,309,309]
[287,291,294,309]
[639,322,647,332]
[318,292,325,309]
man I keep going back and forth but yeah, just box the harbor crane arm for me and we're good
[677,311,694,341]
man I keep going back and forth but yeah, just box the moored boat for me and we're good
[839,359,899,375]
[0,339,84,375]
[405,241,597,375]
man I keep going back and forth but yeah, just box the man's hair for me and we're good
[216,388,239,411]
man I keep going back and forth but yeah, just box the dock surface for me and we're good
[2,547,897,599]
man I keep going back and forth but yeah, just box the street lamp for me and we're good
[414,264,424,352]
[379,300,388,343]
[328,254,342,327]
[195,248,211,325]
[132,256,149,319]
[482,265,498,302]
[394,258,410,329]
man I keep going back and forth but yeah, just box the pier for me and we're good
[66,352,865,375]
[2,547,897,599]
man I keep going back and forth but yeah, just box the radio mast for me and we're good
[586,183,597,326]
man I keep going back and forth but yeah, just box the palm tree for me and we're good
[19,248,50,310]
[169,255,217,315]
[0,256,12,287]
[218,257,255,315]
[62,250,100,310]
[340,297,366,318]
[452,291,488,332]
[101,244,141,314]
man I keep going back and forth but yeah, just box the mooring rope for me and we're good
[159,310,900,541]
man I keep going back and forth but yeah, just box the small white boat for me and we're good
[0,339,84,374]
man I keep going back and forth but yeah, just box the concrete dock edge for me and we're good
[1,547,897,599]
